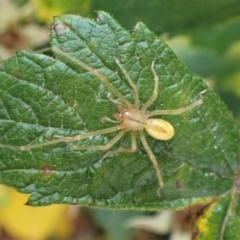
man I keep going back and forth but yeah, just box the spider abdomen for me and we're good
[145,119,174,140]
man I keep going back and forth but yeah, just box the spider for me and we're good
[1,47,204,189]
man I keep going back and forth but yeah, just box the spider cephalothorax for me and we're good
[114,105,147,130]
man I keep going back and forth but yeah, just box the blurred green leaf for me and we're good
[191,18,240,53]
[0,11,239,220]
[92,0,240,35]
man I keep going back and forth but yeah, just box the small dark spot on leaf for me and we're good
[42,166,52,175]
[50,23,55,30]
[15,69,22,78]
[96,15,102,22]
[176,180,184,190]
[23,107,29,114]
[50,22,69,36]
[25,201,32,206]
[132,24,139,33]
[166,152,172,157]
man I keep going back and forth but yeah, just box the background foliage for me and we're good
[0,0,240,239]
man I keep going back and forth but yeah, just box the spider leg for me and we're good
[115,131,137,153]
[52,47,129,105]
[141,61,159,111]
[147,89,206,117]
[101,116,119,124]
[98,131,137,164]
[139,130,164,188]
[107,93,123,106]
[147,98,203,117]
[73,131,137,170]
[72,130,125,151]
[0,125,125,151]
[115,58,139,108]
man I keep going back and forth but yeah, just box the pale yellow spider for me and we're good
[1,47,203,188]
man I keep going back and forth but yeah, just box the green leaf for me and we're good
[0,11,239,215]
